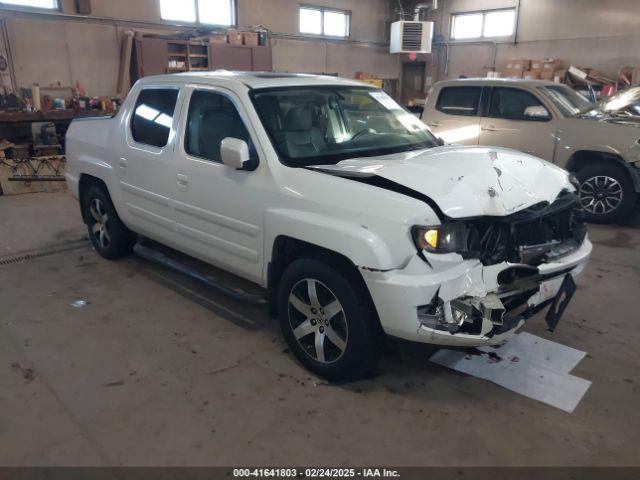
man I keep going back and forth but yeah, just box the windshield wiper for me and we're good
[403,143,436,152]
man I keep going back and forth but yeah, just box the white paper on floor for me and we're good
[429,332,592,413]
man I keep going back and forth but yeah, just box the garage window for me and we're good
[0,0,58,9]
[160,0,235,26]
[451,9,515,40]
[436,86,482,116]
[131,89,179,148]
[300,6,350,38]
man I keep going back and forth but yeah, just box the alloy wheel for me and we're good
[89,198,111,249]
[579,175,623,215]
[288,278,348,364]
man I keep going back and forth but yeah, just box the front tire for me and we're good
[277,258,378,381]
[576,163,636,224]
[83,184,136,259]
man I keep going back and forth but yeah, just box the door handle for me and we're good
[426,122,441,128]
[118,158,127,170]
[481,125,498,132]
[177,173,189,191]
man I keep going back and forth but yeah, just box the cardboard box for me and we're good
[243,32,259,46]
[227,30,243,45]
[568,65,588,80]
[209,33,228,44]
[530,60,543,72]
[554,69,568,83]
[523,70,541,80]
[361,78,383,88]
[540,69,555,80]
[542,59,562,71]
[503,68,524,79]
[506,59,531,72]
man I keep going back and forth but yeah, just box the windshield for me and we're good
[251,86,439,166]
[538,85,596,117]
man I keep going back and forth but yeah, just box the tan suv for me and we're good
[423,78,640,223]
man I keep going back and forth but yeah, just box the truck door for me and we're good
[423,85,483,145]
[171,86,265,284]
[119,86,182,242]
[479,86,557,161]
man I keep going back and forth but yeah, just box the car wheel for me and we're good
[576,163,636,224]
[84,184,136,259]
[277,258,378,381]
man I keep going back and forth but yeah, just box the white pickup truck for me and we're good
[65,71,592,380]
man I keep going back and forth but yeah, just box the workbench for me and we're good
[0,109,117,191]
[0,109,117,123]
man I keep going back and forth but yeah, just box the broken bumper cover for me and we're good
[360,236,592,347]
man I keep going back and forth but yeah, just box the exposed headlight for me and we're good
[412,223,469,254]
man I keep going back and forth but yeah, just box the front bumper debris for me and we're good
[360,236,592,347]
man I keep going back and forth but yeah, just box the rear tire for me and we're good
[277,258,378,382]
[83,184,136,259]
[575,163,636,224]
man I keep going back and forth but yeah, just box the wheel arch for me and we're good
[566,150,640,193]
[78,174,110,223]
[267,235,384,336]
[568,151,640,222]
[566,150,628,174]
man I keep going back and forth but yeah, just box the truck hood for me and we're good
[574,111,640,127]
[599,86,640,117]
[308,146,572,219]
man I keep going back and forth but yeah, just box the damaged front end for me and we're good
[416,190,587,334]
[414,190,586,267]
[361,190,592,346]
[309,146,591,345]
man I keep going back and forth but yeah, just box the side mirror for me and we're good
[220,137,254,170]
[523,105,550,119]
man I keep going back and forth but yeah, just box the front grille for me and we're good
[466,191,586,266]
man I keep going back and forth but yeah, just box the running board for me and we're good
[133,243,267,306]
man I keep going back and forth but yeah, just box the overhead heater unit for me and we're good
[390,21,434,54]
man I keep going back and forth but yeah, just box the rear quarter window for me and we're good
[436,86,482,116]
[131,88,179,148]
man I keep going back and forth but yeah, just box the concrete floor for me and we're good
[1,191,639,467]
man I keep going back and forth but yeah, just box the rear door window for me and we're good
[131,88,179,148]
[436,86,482,116]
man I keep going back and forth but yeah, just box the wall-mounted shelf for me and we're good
[133,37,273,80]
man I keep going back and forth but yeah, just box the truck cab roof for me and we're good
[433,78,559,88]
[139,71,369,90]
